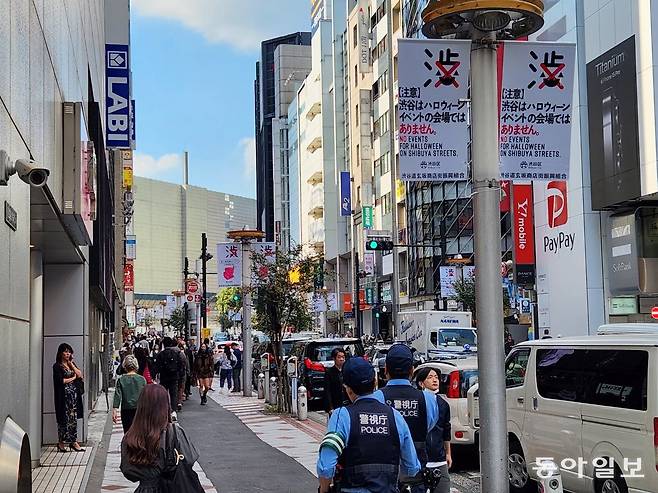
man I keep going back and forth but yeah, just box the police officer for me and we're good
[374,344,440,493]
[316,357,421,493]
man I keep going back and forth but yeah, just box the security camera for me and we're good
[0,151,49,187]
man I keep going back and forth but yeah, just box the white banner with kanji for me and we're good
[217,242,242,287]
[252,242,276,282]
[500,41,576,181]
[398,39,470,181]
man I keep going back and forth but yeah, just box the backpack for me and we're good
[160,349,180,381]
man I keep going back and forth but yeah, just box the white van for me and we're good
[505,332,658,493]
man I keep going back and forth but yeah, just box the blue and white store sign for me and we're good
[105,44,131,148]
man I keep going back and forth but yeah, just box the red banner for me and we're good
[124,262,134,292]
[512,184,535,265]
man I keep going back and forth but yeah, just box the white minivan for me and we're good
[505,330,658,493]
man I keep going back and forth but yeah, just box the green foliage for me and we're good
[216,287,242,315]
[450,274,511,322]
[165,306,186,334]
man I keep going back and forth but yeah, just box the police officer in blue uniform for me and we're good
[317,357,421,493]
[374,344,440,493]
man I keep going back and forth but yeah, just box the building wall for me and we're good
[0,0,106,457]
[133,177,256,297]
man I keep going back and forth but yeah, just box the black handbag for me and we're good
[159,425,204,493]
[74,377,85,395]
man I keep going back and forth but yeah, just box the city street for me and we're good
[85,388,480,492]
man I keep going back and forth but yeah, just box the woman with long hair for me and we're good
[120,385,199,492]
[194,342,215,405]
[415,367,452,493]
[52,343,85,452]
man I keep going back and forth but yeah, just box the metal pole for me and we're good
[354,251,361,338]
[241,240,253,397]
[183,257,190,340]
[471,32,509,493]
[386,0,400,339]
[201,233,208,329]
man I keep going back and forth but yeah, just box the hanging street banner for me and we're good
[217,243,242,287]
[252,242,276,281]
[340,171,352,216]
[439,266,460,298]
[512,184,536,285]
[364,252,375,276]
[362,206,373,229]
[499,41,576,181]
[398,39,470,181]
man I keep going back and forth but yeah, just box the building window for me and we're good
[354,65,358,87]
[382,192,391,215]
[372,70,388,101]
[372,36,387,62]
[353,24,358,47]
[373,111,389,139]
[356,104,359,126]
[356,144,360,167]
[381,152,391,174]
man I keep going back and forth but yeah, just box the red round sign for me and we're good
[651,307,658,320]
[186,280,199,294]
[186,294,194,302]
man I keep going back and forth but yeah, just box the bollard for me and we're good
[297,385,308,421]
[257,373,265,399]
[263,369,270,403]
[290,377,298,417]
[537,461,564,493]
[270,377,278,405]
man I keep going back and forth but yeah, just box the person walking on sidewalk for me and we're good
[194,342,215,405]
[324,348,348,414]
[177,338,190,408]
[154,337,185,417]
[52,343,85,453]
[133,346,154,384]
[120,385,203,492]
[415,367,452,493]
[218,345,236,391]
[316,357,420,493]
[113,355,147,433]
[230,342,242,393]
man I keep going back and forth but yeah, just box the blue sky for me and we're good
[130,0,310,198]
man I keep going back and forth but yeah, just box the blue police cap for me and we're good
[386,344,413,373]
[342,357,375,389]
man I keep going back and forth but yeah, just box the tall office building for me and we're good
[255,32,311,241]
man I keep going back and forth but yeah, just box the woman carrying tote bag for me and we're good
[120,384,204,493]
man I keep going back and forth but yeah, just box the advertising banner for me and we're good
[105,44,131,148]
[252,242,276,282]
[587,36,641,210]
[512,184,536,285]
[499,41,576,181]
[165,295,176,317]
[398,39,470,181]
[340,171,352,216]
[439,266,460,298]
[126,305,136,328]
[607,212,639,295]
[123,261,134,292]
[364,252,375,276]
[357,1,371,74]
[125,235,136,260]
[217,243,242,287]
[362,206,373,229]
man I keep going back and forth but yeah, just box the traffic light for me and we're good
[232,292,241,303]
[366,239,394,251]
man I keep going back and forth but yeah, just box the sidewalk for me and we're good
[32,390,112,493]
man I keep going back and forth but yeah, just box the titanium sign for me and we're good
[398,39,470,181]
[105,44,130,148]
[500,42,576,181]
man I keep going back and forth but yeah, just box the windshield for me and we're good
[437,329,476,347]
[309,342,364,361]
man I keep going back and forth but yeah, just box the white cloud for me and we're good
[132,0,310,52]
[240,137,256,180]
[133,152,184,178]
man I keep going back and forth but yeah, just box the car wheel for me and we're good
[508,443,537,493]
[596,470,628,493]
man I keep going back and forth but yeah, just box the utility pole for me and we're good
[240,239,253,397]
[183,257,190,339]
[200,233,212,329]
[353,251,361,338]
[421,3,544,493]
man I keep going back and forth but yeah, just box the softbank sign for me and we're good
[543,181,575,253]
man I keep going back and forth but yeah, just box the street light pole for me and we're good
[201,233,209,329]
[470,32,508,492]
[240,239,253,397]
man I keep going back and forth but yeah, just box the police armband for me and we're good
[320,431,345,455]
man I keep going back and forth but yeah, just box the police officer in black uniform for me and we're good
[374,344,440,493]
[316,357,421,493]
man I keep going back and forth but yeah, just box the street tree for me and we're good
[215,287,242,332]
[165,306,186,337]
[251,244,325,412]
[451,274,511,324]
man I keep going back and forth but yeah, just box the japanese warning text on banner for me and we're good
[500,41,576,180]
[252,242,276,281]
[217,243,242,287]
[398,39,470,181]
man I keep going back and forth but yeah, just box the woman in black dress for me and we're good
[120,384,199,492]
[52,343,85,452]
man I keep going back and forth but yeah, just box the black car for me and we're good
[287,338,365,408]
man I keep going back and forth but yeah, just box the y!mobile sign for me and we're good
[105,44,131,148]
[217,243,242,287]
[499,42,576,181]
[398,39,470,181]
[513,184,535,285]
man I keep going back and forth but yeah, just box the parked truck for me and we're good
[398,311,475,359]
